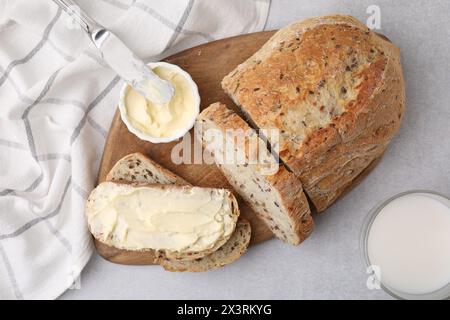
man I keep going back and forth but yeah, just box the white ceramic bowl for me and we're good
[118,62,200,143]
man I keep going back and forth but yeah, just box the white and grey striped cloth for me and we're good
[0,0,270,299]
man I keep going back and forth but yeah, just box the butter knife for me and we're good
[52,0,174,104]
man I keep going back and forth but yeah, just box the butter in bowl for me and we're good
[119,62,200,143]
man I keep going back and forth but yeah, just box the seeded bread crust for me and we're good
[106,152,188,185]
[157,219,251,272]
[99,153,251,270]
[197,103,313,245]
[222,15,405,211]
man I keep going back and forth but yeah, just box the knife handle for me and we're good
[52,0,102,34]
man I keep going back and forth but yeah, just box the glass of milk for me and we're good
[361,190,450,300]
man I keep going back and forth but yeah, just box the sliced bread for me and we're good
[86,182,239,260]
[196,102,313,245]
[157,219,251,272]
[102,152,252,270]
[106,152,188,185]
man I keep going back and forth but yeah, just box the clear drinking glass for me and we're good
[360,190,450,300]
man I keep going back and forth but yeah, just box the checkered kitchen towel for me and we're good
[0,0,270,299]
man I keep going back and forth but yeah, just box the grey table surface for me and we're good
[61,0,450,299]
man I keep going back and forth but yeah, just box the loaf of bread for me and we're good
[102,152,252,271]
[196,102,313,245]
[222,15,405,211]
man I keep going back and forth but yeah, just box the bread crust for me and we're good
[222,15,405,211]
[106,152,189,186]
[198,102,313,245]
[157,219,251,272]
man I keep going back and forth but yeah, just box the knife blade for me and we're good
[52,0,174,104]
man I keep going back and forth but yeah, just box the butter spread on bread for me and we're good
[222,15,405,211]
[103,152,252,270]
[86,182,238,253]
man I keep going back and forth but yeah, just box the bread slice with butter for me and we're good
[196,103,313,245]
[86,182,239,260]
[97,152,251,271]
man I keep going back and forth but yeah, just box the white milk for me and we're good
[367,193,450,295]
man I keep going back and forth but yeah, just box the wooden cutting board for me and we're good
[95,30,382,265]
[96,31,275,265]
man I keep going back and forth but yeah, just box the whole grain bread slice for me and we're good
[196,103,313,245]
[157,219,251,272]
[86,181,240,261]
[106,152,188,186]
[102,152,251,270]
